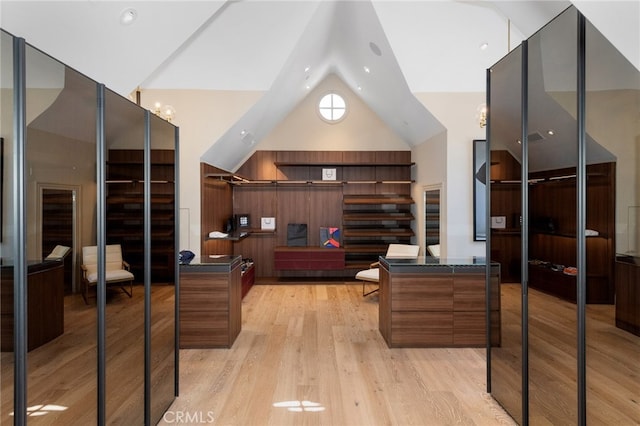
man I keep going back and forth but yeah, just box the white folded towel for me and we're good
[209,231,228,238]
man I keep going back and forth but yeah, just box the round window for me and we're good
[318,92,346,123]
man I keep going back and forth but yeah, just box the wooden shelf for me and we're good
[343,193,415,267]
[527,162,615,304]
[343,211,414,221]
[106,149,176,281]
[343,194,414,205]
[274,162,415,167]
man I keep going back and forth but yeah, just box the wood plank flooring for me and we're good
[160,283,515,426]
[3,281,636,425]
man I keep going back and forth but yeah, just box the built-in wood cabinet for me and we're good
[490,151,615,304]
[378,260,501,348]
[490,150,522,283]
[179,256,242,348]
[615,256,640,336]
[106,149,175,281]
[202,150,415,278]
[528,162,615,304]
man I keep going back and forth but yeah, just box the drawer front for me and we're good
[391,275,453,311]
[274,248,345,270]
[180,310,229,348]
[274,259,309,270]
[453,275,486,311]
[453,311,486,346]
[180,272,229,310]
[391,311,453,347]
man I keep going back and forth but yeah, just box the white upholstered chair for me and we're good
[427,244,441,257]
[356,244,420,296]
[81,244,134,304]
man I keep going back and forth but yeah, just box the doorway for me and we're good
[37,184,80,294]
[424,185,441,252]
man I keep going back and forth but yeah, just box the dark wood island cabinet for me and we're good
[1,260,65,351]
[378,256,500,348]
[179,255,242,348]
[615,255,640,336]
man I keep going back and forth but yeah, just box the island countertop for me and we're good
[179,255,242,272]
[379,256,496,273]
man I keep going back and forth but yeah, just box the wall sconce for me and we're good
[476,103,487,128]
[152,102,176,122]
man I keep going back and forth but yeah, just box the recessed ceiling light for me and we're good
[363,66,370,74]
[120,8,138,25]
[480,42,489,51]
[369,42,382,57]
[357,85,362,91]
[304,66,310,73]
[547,129,555,136]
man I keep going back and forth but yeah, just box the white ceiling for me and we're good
[1,1,638,171]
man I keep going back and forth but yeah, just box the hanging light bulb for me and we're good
[476,104,487,128]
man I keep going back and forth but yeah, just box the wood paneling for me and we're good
[275,186,310,246]
[308,186,342,246]
[179,266,241,348]
[235,150,277,180]
[201,163,233,256]
[234,234,276,277]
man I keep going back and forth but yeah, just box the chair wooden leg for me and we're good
[82,280,89,304]
[362,281,379,297]
[122,280,132,298]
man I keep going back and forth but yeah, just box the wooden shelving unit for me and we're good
[342,194,415,269]
[527,162,615,304]
[106,149,176,282]
[205,150,416,277]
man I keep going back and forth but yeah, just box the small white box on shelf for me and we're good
[491,216,506,229]
[261,217,276,230]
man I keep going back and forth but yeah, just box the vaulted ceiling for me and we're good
[2,1,638,171]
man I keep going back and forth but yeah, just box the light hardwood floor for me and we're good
[4,281,635,424]
[160,283,516,426]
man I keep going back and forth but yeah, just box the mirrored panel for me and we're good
[104,88,145,422]
[527,7,578,424]
[488,44,523,424]
[585,18,640,424]
[25,45,98,423]
[149,113,177,423]
[0,29,16,424]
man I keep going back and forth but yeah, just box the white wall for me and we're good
[139,89,262,255]
[260,74,409,152]
[415,92,487,258]
[411,131,447,256]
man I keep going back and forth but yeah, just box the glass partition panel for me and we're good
[25,45,98,423]
[527,7,578,424]
[149,113,177,423]
[585,18,640,424]
[104,88,145,423]
[488,44,523,424]
[0,29,15,424]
